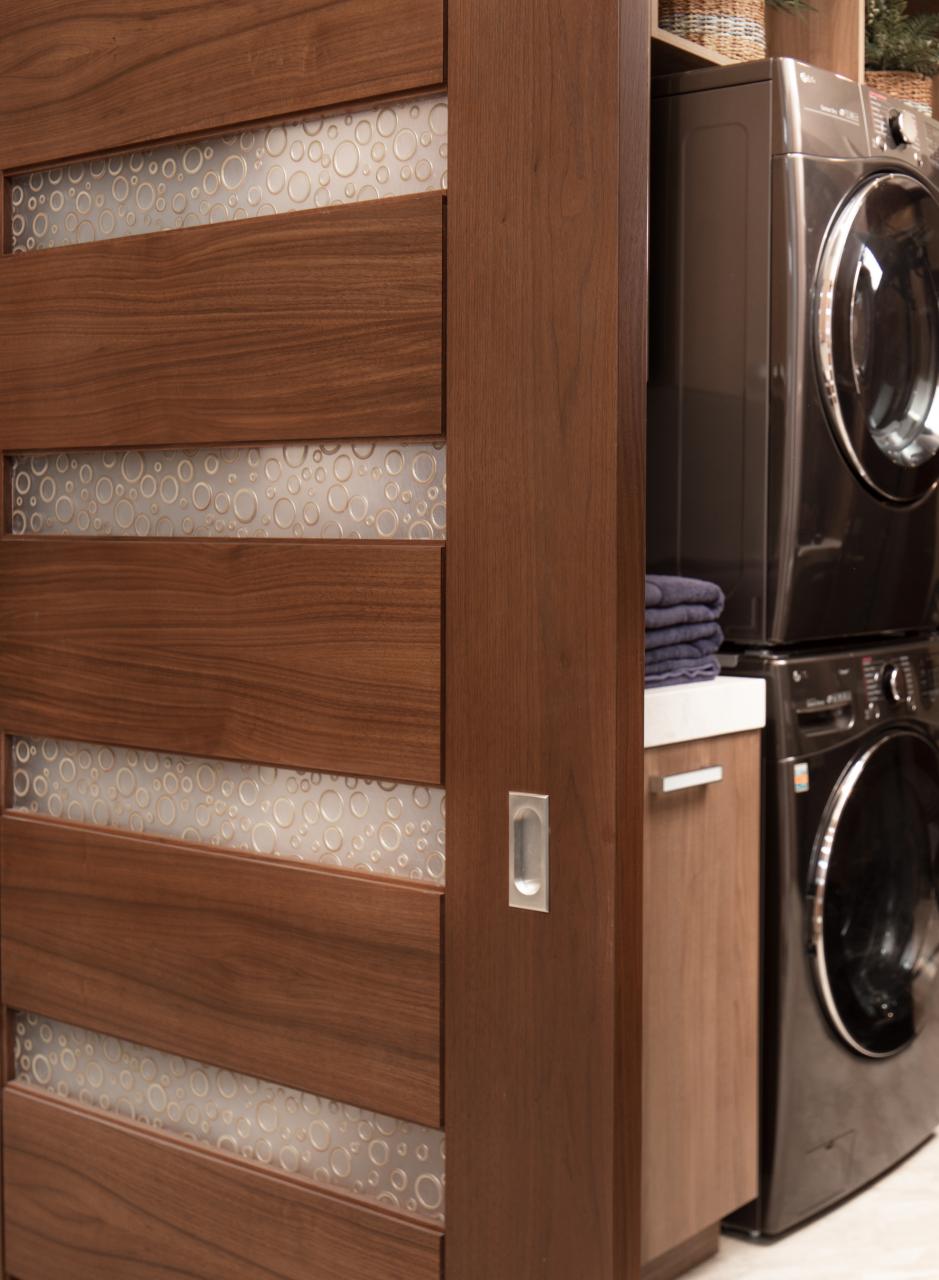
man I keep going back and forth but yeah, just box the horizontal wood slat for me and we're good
[2,1087,443,1280]
[0,0,445,171]
[0,539,443,784]
[0,194,444,451]
[1,814,443,1126]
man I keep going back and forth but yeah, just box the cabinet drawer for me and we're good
[642,730,761,1267]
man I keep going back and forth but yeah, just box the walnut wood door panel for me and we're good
[2,1088,444,1280]
[1,814,443,1126]
[0,539,444,784]
[0,0,445,171]
[0,194,444,451]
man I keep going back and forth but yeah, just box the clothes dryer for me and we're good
[649,59,939,645]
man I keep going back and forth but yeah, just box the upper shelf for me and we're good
[652,26,733,75]
[651,0,865,81]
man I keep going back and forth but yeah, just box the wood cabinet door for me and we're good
[642,730,761,1267]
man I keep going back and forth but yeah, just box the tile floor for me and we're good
[689,1134,939,1279]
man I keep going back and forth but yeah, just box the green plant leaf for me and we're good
[866,0,939,76]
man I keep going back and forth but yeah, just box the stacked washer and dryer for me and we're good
[649,58,939,1237]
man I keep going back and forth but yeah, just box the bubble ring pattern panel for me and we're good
[14,1012,445,1223]
[9,97,448,253]
[11,737,446,885]
[9,442,446,540]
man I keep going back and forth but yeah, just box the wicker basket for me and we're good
[866,70,934,114]
[659,0,766,62]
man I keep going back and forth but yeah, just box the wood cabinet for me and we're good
[641,730,762,1277]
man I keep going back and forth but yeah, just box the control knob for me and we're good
[889,110,911,146]
[882,662,909,705]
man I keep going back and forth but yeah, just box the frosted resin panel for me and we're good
[14,1012,445,1223]
[9,442,446,540]
[9,96,448,252]
[11,737,446,884]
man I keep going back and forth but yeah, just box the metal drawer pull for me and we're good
[650,765,724,794]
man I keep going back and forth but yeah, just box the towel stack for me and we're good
[645,574,725,688]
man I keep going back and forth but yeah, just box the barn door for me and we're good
[0,3,647,1278]
[0,5,446,1276]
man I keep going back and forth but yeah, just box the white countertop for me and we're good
[644,675,766,750]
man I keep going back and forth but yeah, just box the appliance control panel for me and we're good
[860,652,917,718]
[863,85,939,172]
[766,640,939,757]
[729,639,939,758]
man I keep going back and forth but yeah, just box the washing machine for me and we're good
[648,58,939,647]
[725,637,939,1236]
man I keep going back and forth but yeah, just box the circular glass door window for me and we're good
[816,172,939,504]
[811,729,939,1057]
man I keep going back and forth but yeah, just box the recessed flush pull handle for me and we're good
[650,766,724,794]
[508,792,549,912]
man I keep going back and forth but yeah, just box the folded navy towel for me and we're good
[646,602,722,630]
[645,621,723,653]
[645,639,722,663]
[647,655,721,686]
[645,655,721,688]
[646,574,725,612]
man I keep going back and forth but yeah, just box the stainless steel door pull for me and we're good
[650,766,724,794]
[508,792,549,912]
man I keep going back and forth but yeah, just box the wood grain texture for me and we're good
[0,194,444,451]
[1,814,443,1126]
[639,1225,720,1280]
[0,538,443,784]
[642,732,761,1266]
[766,0,864,80]
[2,1087,443,1280]
[445,1,648,1279]
[0,0,445,171]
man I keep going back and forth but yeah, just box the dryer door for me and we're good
[811,728,939,1057]
[816,171,939,504]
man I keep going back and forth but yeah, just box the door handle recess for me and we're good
[508,792,549,912]
[650,765,723,794]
